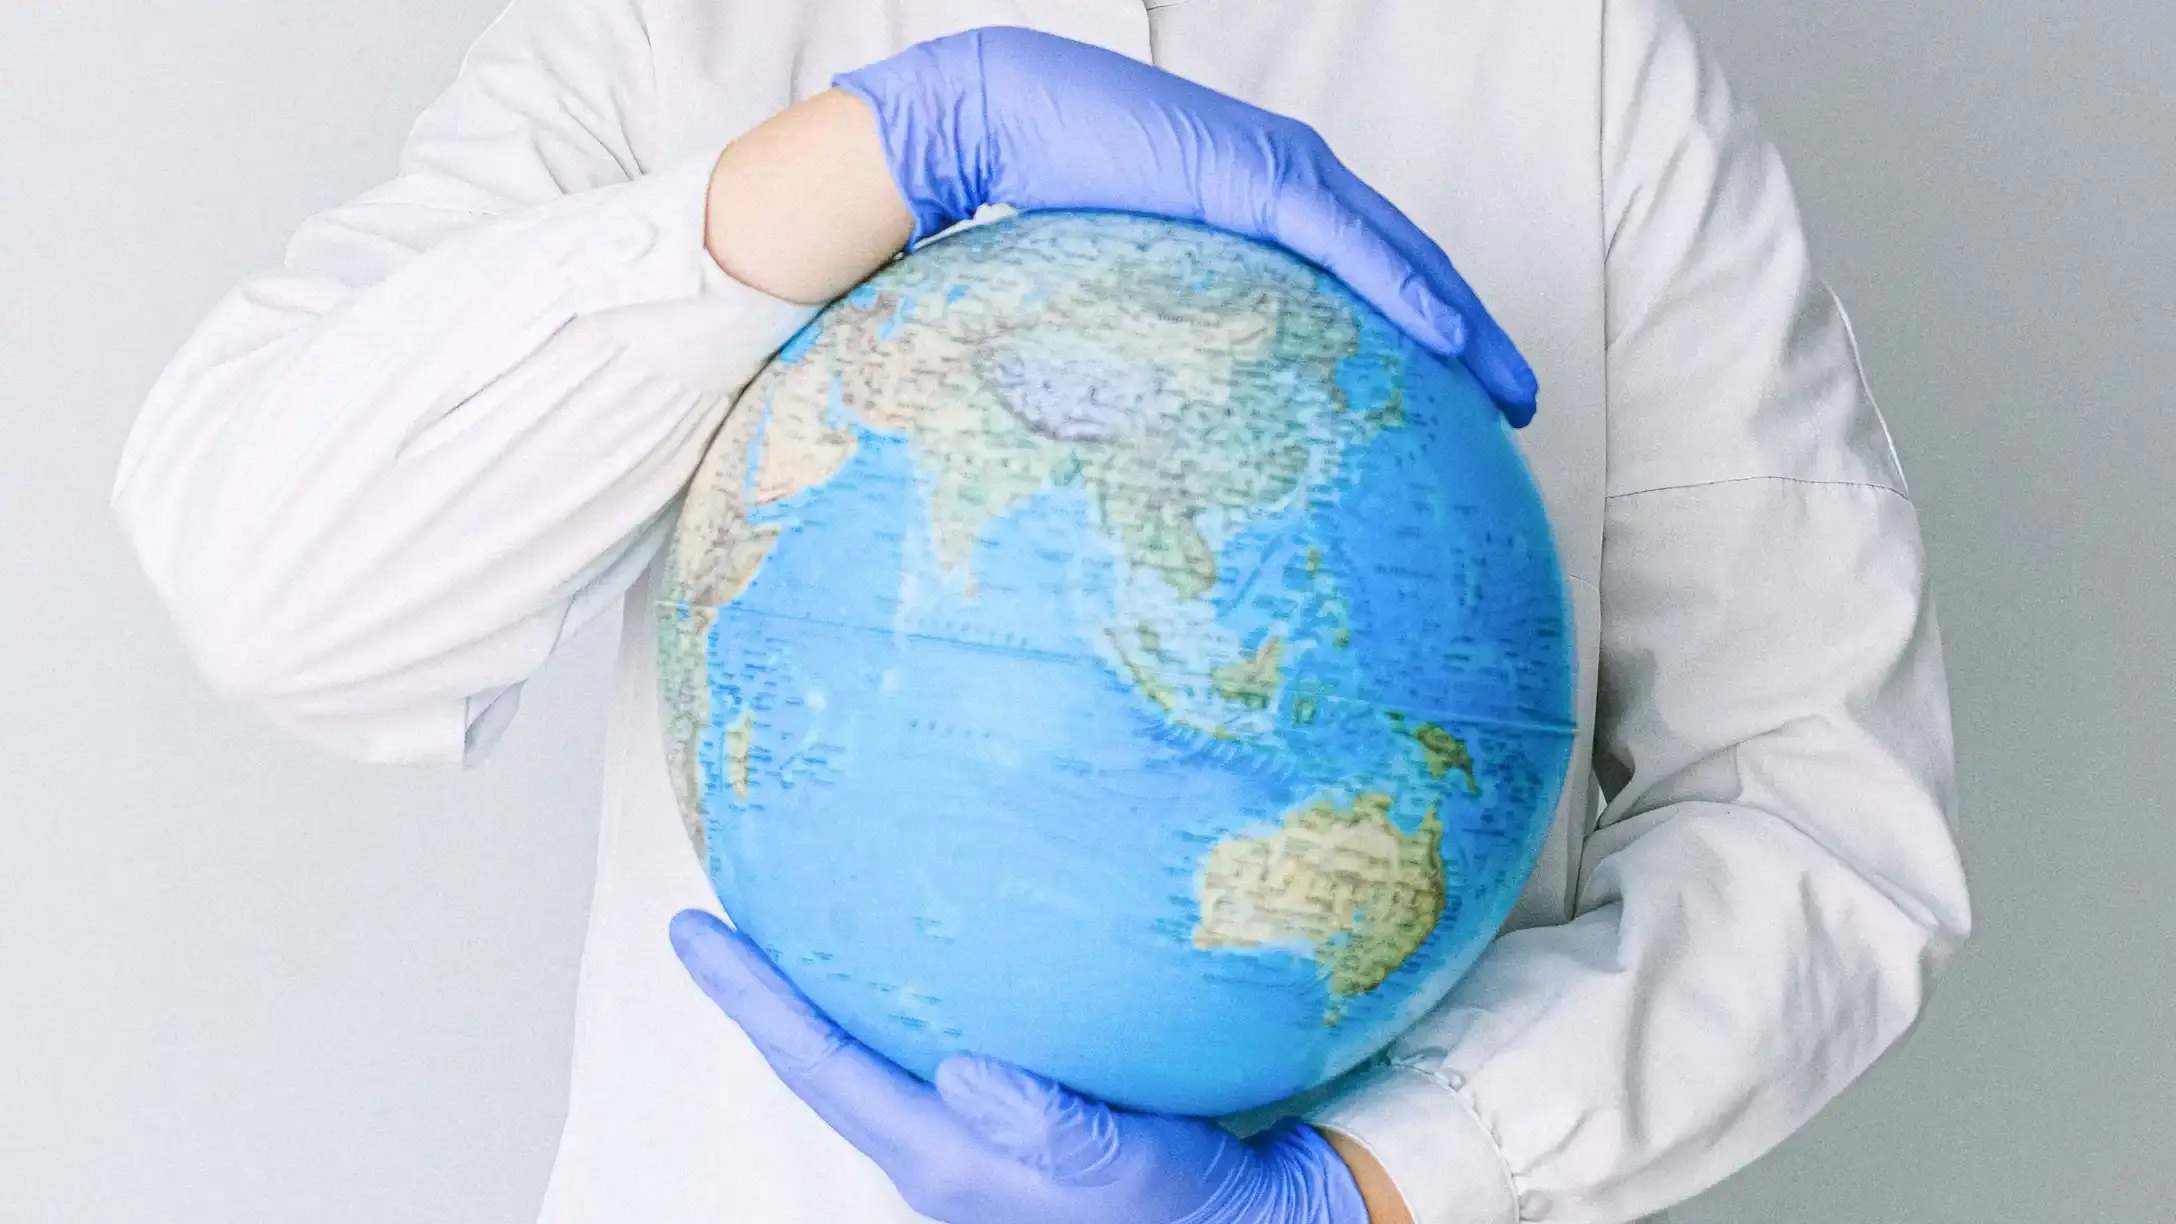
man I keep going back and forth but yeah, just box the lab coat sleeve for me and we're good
[110,0,818,765]
[1303,2,1973,1221]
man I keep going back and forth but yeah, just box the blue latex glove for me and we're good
[833,26,1539,426]
[669,910,1373,1224]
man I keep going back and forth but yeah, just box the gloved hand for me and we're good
[669,909,1374,1224]
[833,26,1539,426]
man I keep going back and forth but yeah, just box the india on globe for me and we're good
[655,210,1577,1118]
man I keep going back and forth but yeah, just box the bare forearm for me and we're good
[704,88,914,304]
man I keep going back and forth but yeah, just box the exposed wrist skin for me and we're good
[703,88,914,304]
[1320,1126,1418,1224]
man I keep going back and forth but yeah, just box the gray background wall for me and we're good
[1,1,2166,1220]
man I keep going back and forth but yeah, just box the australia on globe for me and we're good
[655,210,1577,1118]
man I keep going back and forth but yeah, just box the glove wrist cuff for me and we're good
[832,32,994,248]
[1226,1118,1372,1224]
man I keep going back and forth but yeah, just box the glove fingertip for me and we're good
[1491,365,1540,428]
[669,906,725,937]
[669,911,783,1011]
[1456,332,1539,426]
[667,908,729,965]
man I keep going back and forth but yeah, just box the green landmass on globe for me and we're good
[1193,788,1448,1022]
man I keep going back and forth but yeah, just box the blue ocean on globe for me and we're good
[656,211,1576,1118]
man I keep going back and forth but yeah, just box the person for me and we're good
[110,3,1972,1222]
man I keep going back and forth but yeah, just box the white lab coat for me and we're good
[110,1,1972,1221]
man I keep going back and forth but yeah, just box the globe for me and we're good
[656,210,1576,1118]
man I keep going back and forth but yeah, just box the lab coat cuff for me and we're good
[557,148,821,391]
[554,148,801,314]
[1304,1060,1523,1224]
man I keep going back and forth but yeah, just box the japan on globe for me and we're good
[655,210,1575,1118]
